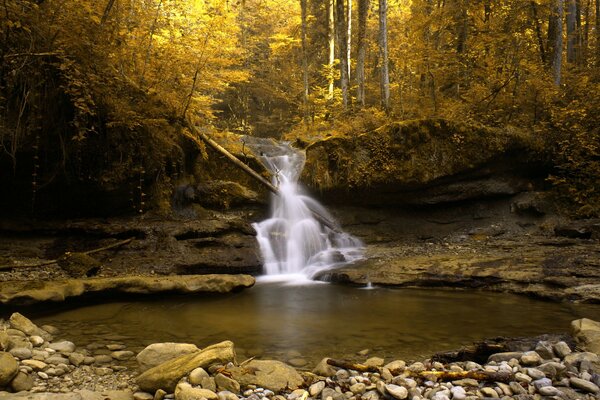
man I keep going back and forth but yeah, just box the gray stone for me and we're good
[385,384,408,400]
[189,367,210,385]
[569,377,600,393]
[365,357,384,368]
[133,392,154,400]
[175,382,219,400]
[526,368,545,380]
[9,370,34,391]
[534,341,555,360]
[136,342,200,372]
[336,369,350,380]
[538,386,561,396]
[9,347,32,359]
[0,352,19,386]
[488,352,523,363]
[537,361,565,378]
[571,318,600,354]
[407,362,425,373]
[215,373,240,394]
[520,352,542,366]
[450,386,466,400]
[201,377,217,392]
[479,387,499,398]
[509,382,527,395]
[313,358,337,377]
[111,350,134,361]
[46,355,70,365]
[350,383,366,394]
[48,341,76,353]
[553,341,572,358]
[69,352,86,366]
[532,378,552,390]
[322,388,345,400]
[218,391,240,400]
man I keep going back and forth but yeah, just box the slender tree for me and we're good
[301,0,309,124]
[336,0,350,108]
[552,0,564,85]
[328,0,335,100]
[597,0,600,66]
[378,0,390,112]
[347,0,352,80]
[531,1,547,64]
[356,0,370,107]
[566,0,578,63]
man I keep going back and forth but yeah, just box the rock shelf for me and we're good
[2,313,600,400]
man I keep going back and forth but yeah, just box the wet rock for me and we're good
[0,351,19,386]
[111,350,134,361]
[9,347,32,360]
[137,343,200,372]
[532,378,552,390]
[218,390,240,400]
[488,352,523,363]
[175,382,219,400]
[189,367,210,385]
[69,352,85,366]
[479,387,499,398]
[309,381,326,397]
[526,368,545,380]
[8,313,50,340]
[520,352,542,366]
[385,384,408,399]
[450,386,466,400]
[365,357,384,368]
[287,358,308,368]
[29,336,45,347]
[227,360,303,392]
[10,370,34,391]
[133,392,154,400]
[571,318,600,354]
[322,387,345,400]
[215,372,240,393]
[49,341,76,353]
[569,377,600,393]
[553,341,572,358]
[538,386,561,396]
[136,341,235,393]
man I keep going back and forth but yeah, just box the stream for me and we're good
[31,282,600,366]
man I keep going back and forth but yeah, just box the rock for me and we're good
[227,359,303,392]
[218,390,240,400]
[407,362,426,373]
[450,387,466,400]
[9,371,34,391]
[553,341,572,358]
[0,352,19,386]
[537,361,565,378]
[526,368,545,380]
[0,275,256,306]
[534,341,555,360]
[451,379,479,387]
[133,392,154,400]
[200,377,217,392]
[215,372,240,393]
[9,347,32,359]
[538,386,561,396]
[350,383,366,394]
[479,387,499,398]
[136,340,235,393]
[309,381,326,397]
[112,350,134,361]
[564,351,600,367]
[571,318,600,354]
[189,367,210,385]
[136,343,200,372]
[532,378,552,390]
[362,390,379,400]
[509,382,527,395]
[46,355,70,365]
[175,382,219,400]
[29,336,45,347]
[69,352,86,366]
[8,313,50,340]
[520,352,542,366]
[48,341,76,353]
[385,384,408,400]
[287,358,308,368]
[383,360,405,372]
[322,387,345,400]
[365,357,384,368]
[94,367,113,376]
[335,369,350,380]
[488,352,523,363]
[313,358,336,377]
[21,359,47,370]
[569,377,600,393]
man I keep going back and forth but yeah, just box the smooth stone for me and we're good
[21,359,47,370]
[569,377,600,393]
[450,386,466,400]
[538,386,561,396]
[40,325,59,335]
[133,392,154,400]
[48,341,76,353]
[336,369,350,380]
[215,372,240,394]
[83,356,95,365]
[287,358,308,368]
[10,371,34,391]
[526,368,545,380]
[407,362,425,373]
[69,352,86,366]
[365,357,384,368]
[313,358,336,377]
[496,382,512,396]
[362,390,379,400]
[520,352,542,366]
[112,350,135,361]
[189,367,210,385]
[464,362,481,371]
[350,383,366,394]
[509,382,527,395]
[46,355,70,365]
[9,347,32,359]
[228,359,303,392]
[310,381,326,397]
[175,382,219,400]
[451,379,479,387]
[0,352,19,386]
[383,360,406,372]
[8,313,49,340]
[488,352,523,363]
[479,387,499,398]
[322,388,345,400]
[136,342,200,372]
[553,341,572,359]
[37,371,49,379]
[571,318,600,354]
[201,376,217,392]
[95,367,113,376]
[514,372,532,383]
[537,362,564,378]
[532,378,552,390]
[94,355,113,364]
[385,384,408,400]
[107,344,127,351]
[218,390,239,400]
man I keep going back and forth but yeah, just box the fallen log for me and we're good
[183,117,341,233]
[326,358,380,373]
[409,370,514,383]
[0,237,134,271]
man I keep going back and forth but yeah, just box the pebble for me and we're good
[310,381,326,396]
[189,367,210,385]
[48,340,76,353]
[10,347,33,359]
[385,384,408,399]
[111,350,134,360]
[37,371,49,379]
[553,341,572,358]
[450,386,466,400]
[526,368,545,380]
[350,382,366,394]
[570,377,600,393]
[520,351,542,366]
[538,385,561,396]
[514,372,532,383]
[133,392,154,400]
[479,387,499,398]
[532,378,552,390]
[365,357,384,367]
[534,341,555,360]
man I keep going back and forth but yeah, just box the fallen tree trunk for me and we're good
[410,370,513,383]
[183,117,340,233]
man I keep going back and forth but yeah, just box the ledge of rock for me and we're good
[0,274,255,306]
[301,119,546,206]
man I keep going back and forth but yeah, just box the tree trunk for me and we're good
[336,0,350,108]
[531,1,547,64]
[347,0,352,81]
[378,0,390,112]
[301,0,309,124]
[552,0,564,85]
[328,0,335,100]
[456,2,468,54]
[101,0,117,24]
[356,0,369,107]
[597,0,600,66]
[566,0,577,63]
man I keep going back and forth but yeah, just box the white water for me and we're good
[250,140,363,281]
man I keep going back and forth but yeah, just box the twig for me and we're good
[0,237,134,271]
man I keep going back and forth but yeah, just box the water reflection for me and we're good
[32,283,600,364]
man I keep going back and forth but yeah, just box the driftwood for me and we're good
[0,237,134,271]
[183,117,341,233]
[409,370,514,383]
[326,358,380,373]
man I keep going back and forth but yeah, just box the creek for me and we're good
[32,282,600,366]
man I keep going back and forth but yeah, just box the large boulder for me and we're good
[0,351,18,387]
[136,340,236,393]
[571,318,600,354]
[8,313,51,340]
[226,360,304,392]
[136,343,200,372]
[301,119,544,206]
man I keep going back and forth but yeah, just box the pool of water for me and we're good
[31,282,600,366]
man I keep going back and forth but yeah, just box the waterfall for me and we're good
[249,138,363,281]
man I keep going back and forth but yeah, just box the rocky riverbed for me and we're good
[2,313,600,400]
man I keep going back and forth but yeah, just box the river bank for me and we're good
[1,312,600,399]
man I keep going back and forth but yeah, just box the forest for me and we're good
[0,0,599,216]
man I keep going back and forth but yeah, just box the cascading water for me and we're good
[248,138,363,281]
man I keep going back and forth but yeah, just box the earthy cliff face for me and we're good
[301,119,548,206]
